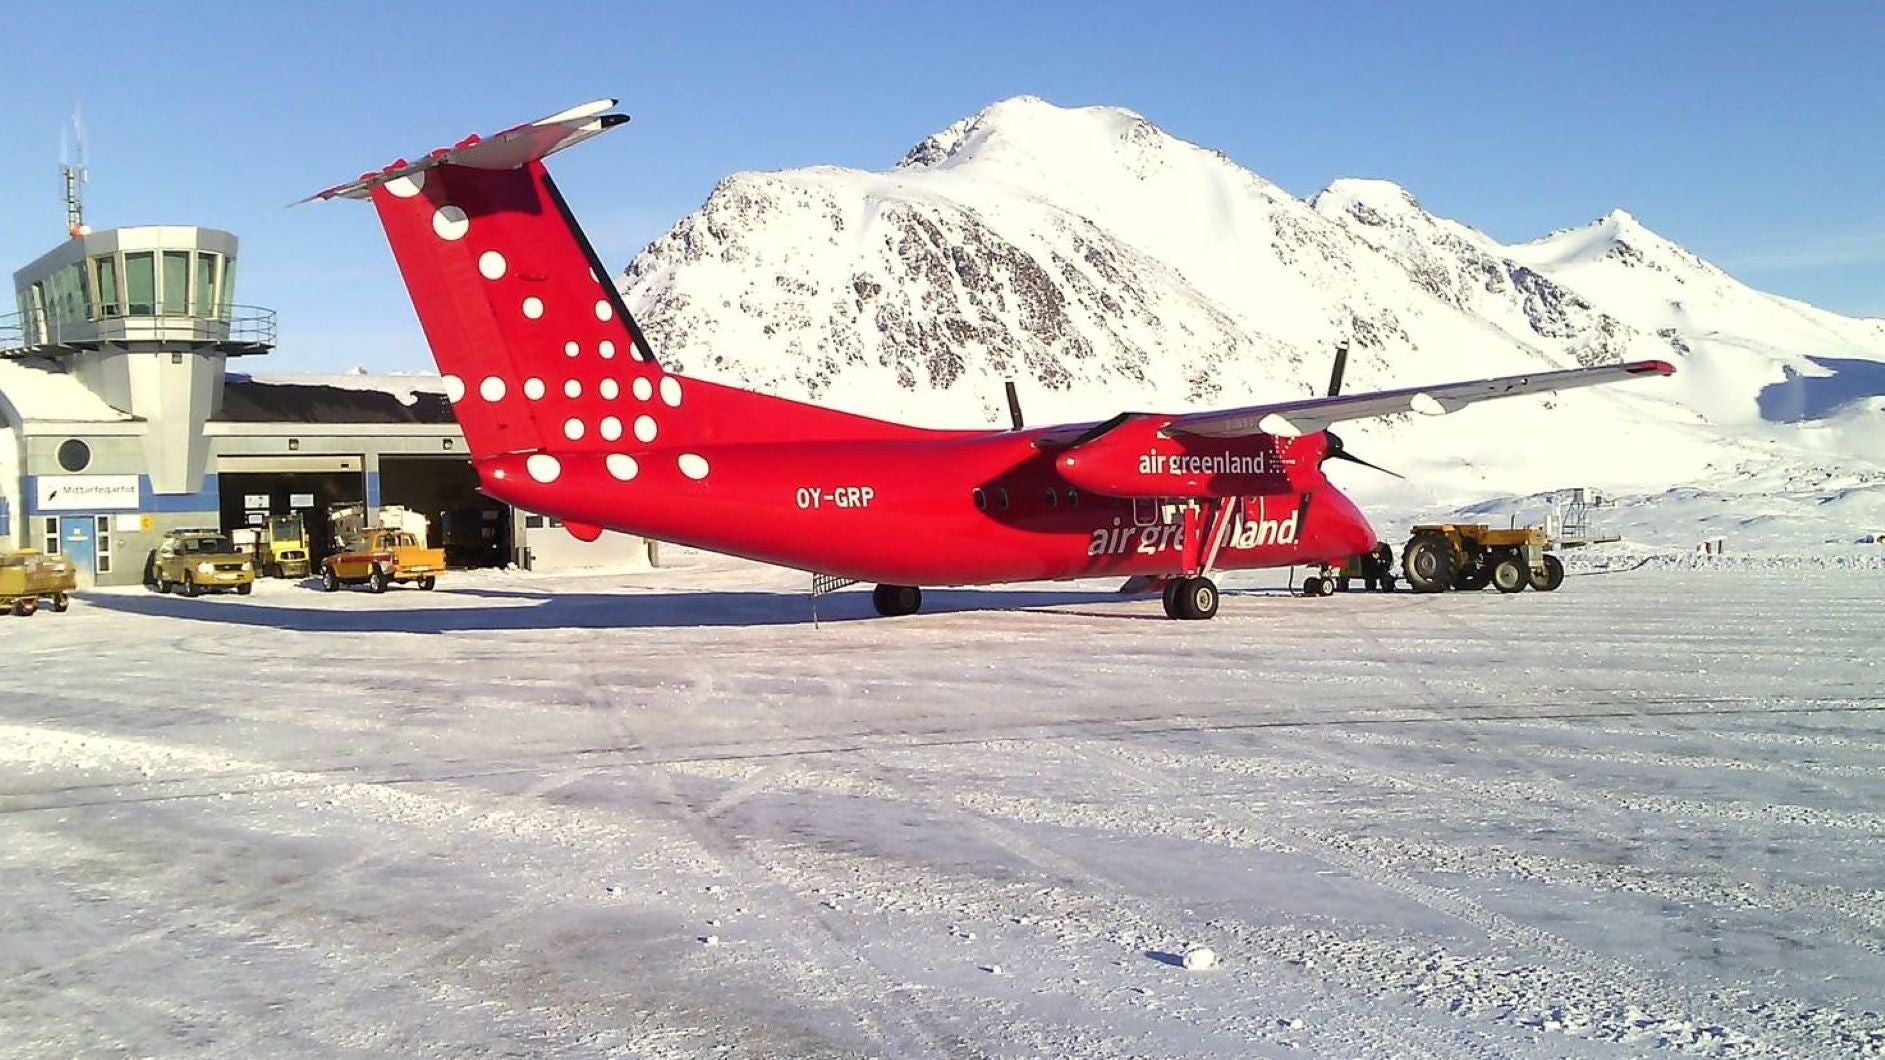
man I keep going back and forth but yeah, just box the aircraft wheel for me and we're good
[1318,576,1336,597]
[871,583,921,617]
[1302,576,1323,597]
[1160,580,1182,619]
[1531,554,1565,592]
[322,567,340,593]
[1402,534,1455,593]
[1171,576,1219,620]
[1492,554,1529,594]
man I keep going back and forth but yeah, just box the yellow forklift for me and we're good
[257,513,311,578]
[1401,523,1564,594]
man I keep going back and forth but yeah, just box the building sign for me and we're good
[289,493,315,508]
[34,475,140,512]
[243,493,270,509]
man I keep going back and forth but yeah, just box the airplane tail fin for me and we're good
[311,100,928,480]
[308,100,670,459]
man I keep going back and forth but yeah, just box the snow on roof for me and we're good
[0,357,134,424]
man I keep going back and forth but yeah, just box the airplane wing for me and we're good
[1166,358,1675,439]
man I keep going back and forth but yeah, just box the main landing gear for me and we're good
[1299,567,1339,598]
[872,583,922,617]
[1161,576,1220,621]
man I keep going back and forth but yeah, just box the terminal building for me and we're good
[1,223,653,587]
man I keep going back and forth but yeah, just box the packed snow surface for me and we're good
[3,551,1882,1058]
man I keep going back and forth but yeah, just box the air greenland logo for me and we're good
[1139,450,1273,477]
[1231,508,1299,548]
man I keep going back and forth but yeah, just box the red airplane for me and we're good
[312,100,1674,620]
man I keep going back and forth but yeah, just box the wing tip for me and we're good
[1627,359,1677,376]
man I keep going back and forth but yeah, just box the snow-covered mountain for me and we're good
[618,96,1885,544]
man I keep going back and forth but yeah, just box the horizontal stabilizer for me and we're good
[303,99,629,204]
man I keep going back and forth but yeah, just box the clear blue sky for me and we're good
[3,1,1880,372]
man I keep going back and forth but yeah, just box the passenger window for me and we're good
[972,488,987,511]
[1044,488,1058,509]
[995,489,1010,510]
[1067,488,1081,508]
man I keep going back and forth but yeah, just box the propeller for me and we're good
[1319,343,1403,478]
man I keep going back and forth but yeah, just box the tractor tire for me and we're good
[1456,566,1492,591]
[1171,577,1219,620]
[872,583,922,617]
[1492,554,1529,594]
[1531,554,1566,592]
[1402,534,1455,593]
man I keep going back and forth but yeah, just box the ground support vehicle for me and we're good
[1328,542,1398,594]
[256,514,311,578]
[321,530,445,593]
[151,529,256,597]
[1401,523,1564,594]
[1,549,78,616]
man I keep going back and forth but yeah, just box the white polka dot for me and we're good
[564,379,582,399]
[564,341,579,358]
[477,250,506,280]
[564,418,585,441]
[386,171,425,198]
[600,416,623,441]
[678,453,710,480]
[599,378,620,400]
[595,299,613,321]
[632,377,653,401]
[442,374,465,403]
[606,453,638,481]
[523,377,545,400]
[433,205,468,240]
[630,345,646,362]
[526,454,561,483]
[599,340,616,359]
[634,415,657,443]
[479,376,506,402]
[660,376,682,407]
[522,296,544,320]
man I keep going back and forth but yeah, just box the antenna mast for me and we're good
[61,107,89,238]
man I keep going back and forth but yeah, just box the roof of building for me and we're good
[217,374,454,424]
[0,356,136,424]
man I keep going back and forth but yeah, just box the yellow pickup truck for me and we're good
[320,529,444,593]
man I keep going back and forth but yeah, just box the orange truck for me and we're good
[320,529,445,593]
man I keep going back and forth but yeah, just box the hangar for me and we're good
[1,223,653,587]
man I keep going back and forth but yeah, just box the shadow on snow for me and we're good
[78,583,1191,633]
[1757,355,1885,422]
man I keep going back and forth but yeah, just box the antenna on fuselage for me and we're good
[1004,379,1025,430]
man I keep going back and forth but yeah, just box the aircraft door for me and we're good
[1132,497,1186,527]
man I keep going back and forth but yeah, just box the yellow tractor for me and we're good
[1401,523,1564,594]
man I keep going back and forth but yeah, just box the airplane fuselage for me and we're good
[478,424,1378,586]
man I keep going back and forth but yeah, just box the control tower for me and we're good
[2,227,276,493]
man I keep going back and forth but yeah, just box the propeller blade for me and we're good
[1326,446,1405,479]
[1327,343,1349,397]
